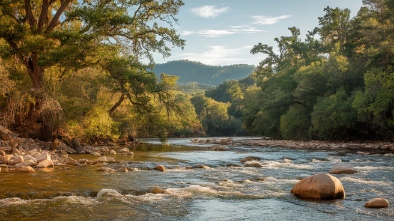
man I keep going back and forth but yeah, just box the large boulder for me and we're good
[33,152,51,163]
[9,154,24,165]
[329,165,358,174]
[291,173,345,200]
[365,198,389,208]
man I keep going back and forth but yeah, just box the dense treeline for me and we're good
[206,0,394,141]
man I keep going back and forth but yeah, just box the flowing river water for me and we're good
[0,138,393,220]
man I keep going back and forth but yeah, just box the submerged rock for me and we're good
[329,165,358,174]
[97,189,121,198]
[118,148,130,154]
[243,160,264,168]
[150,186,166,194]
[212,145,228,151]
[96,167,115,172]
[19,166,35,172]
[155,165,166,172]
[37,159,54,168]
[117,167,128,172]
[365,198,389,208]
[240,156,261,163]
[291,173,345,200]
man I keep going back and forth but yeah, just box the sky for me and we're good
[152,0,364,66]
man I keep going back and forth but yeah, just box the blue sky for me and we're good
[153,0,364,66]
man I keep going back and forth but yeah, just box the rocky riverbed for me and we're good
[192,137,394,152]
[0,125,138,173]
[0,126,392,219]
[2,122,394,174]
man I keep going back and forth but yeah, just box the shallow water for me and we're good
[0,138,393,220]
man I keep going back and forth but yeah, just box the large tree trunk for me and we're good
[24,54,53,141]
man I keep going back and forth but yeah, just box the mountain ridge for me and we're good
[152,60,255,85]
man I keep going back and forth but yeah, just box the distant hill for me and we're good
[152,60,255,85]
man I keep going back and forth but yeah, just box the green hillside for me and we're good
[152,60,255,85]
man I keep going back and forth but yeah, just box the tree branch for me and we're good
[24,0,37,28]
[38,0,50,33]
[5,38,24,61]
[45,0,72,34]
[108,93,125,116]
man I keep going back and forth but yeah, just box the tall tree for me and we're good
[0,0,185,139]
[317,7,351,54]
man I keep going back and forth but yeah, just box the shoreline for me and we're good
[232,139,394,152]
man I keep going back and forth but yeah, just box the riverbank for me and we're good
[192,137,394,152]
[237,139,394,152]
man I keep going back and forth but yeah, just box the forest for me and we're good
[0,0,393,142]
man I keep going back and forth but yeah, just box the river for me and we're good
[0,138,393,220]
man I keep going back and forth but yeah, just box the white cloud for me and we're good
[228,25,264,34]
[180,30,195,36]
[252,15,291,25]
[190,5,230,18]
[175,45,259,66]
[182,26,263,38]
[197,29,235,38]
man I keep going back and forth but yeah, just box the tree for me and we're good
[311,89,357,140]
[280,104,311,140]
[0,0,185,139]
[353,68,394,140]
[317,7,352,54]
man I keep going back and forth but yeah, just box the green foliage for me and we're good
[353,68,394,138]
[241,0,394,141]
[0,0,186,139]
[190,94,242,136]
[311,90,357,139]
[280,105,311,140]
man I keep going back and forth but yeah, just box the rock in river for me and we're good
[291,173,345,200]
[329,165,358,174]
[155,165,166,172]
[19,166,35,172]
[365,198,389,208]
